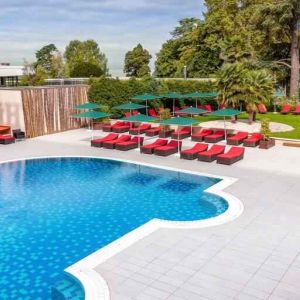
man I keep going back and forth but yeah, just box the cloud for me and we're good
[0,0,205,76]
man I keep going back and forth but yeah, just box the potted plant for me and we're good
[259,118,275,149]
[158,108,174,138]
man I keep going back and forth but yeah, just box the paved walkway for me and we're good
[1,129,300,300]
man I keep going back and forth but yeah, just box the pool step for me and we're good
[52,275,84,300]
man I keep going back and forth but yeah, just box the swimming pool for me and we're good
[0,157,228,299]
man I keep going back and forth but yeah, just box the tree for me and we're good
[20,60,48,86]
[35,44,58,73]
[65,40,108,77]
[124,44,152,77]
[217,63,274,123]
[256,0,300,97]
[155,18,221,78]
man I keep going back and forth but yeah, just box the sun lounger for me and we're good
[171,127,191,140]
[204,130,225,143]
[148,108,159,117]
[243,133,263,147]
[0,135,15,145]
[145,126,161,137]
[198,145,225,162]
[129,124,151,135]
[102,121,124,132]
[180,143,208,160]
[154,140,182,156]
[192,129,213,142]
[281,104,292,114]
[205,104,213,112]
[91,133,118,147]
[292,104,300,114]
[112,122,131,133]
[257,103,267,114]
[217,146,245,165]
[140,139,168,154]
[115,137,144,151]
[227,131,248,145]
[102,134,131,149]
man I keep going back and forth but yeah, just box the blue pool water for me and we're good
[0,157,228,299]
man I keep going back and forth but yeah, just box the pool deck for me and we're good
[1,129,300,300]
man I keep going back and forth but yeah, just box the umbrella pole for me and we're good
[178,127,180,155]
[173,99,175,116]
[146,100,148,115]
[224,116,227,141]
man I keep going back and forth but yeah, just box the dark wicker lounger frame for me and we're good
[0,137,15,145]
[227,137,247,146]
[171,132,191,140]
[115,142,140,151]
[112,127,130,133]
[243,139,260,147]
[204,135,224,143]
[180,152,199,160]
[217,153,244,165]
[154,147,180,157]
[198,150,225,162]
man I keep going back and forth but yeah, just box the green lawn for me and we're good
[194,112,300,140]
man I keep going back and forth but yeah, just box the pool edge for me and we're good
[0,155,243,300]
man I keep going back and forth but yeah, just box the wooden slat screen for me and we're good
[21,85,89,138]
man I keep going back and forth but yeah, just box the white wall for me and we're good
[0,89,25,132]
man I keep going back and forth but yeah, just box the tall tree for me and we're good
[65,40,108,77]
[124,44,152,77]
[35,44,58,72]
[257,0,300,97]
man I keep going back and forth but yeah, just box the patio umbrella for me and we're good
[72,111,112,139]
[177,106,207,116]
[132,94,161,115]
[182,92,218,107]
[74,103,104,110]
[159,116,199,154]
[113,102,147,116]
[209,108,242,141]
[160,92,182,116]
[121,114,158,148]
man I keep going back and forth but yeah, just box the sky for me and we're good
[0,0,206,76]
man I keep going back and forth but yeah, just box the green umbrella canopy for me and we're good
[160,92,182,99]
[113,103,147,110]
[72,111,111,119]
[177,107,207,115]
[132,93,161,101]
[159,116,199,126]
[121,114,157,123]
[182,91,219,98]
[74,103,103,109]
[209,108,242,117]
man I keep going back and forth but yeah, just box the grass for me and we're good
[194,112,300,140]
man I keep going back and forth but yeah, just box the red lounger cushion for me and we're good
[181,143,208,155]
[281,104,291,114]
[192,129,213,137]
[244,133,263,142]
[206,130,225,138]
[103,135,131,145]
[141,139,167,149]
[117,137,144,146]
[228,131,248,141]
[199,145,225,157]
[91,133,118,144]
[0,135,14,140]
[131,124,151,132]
[155,140,182,151]
[217,147,245,159]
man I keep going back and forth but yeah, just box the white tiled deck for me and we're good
[1,129,300,300]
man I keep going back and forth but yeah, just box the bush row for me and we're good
[88,77,217,115]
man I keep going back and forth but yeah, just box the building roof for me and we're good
[0,66,24,77]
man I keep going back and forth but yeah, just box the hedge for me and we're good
[88,76,217,115]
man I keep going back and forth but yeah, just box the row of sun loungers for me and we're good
[258,103,300,114]
[91,133,245,165]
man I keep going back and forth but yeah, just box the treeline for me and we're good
[21,40,108,86]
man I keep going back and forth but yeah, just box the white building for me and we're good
[0,64,24,86]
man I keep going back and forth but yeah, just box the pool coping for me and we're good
[0,155,243,300]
